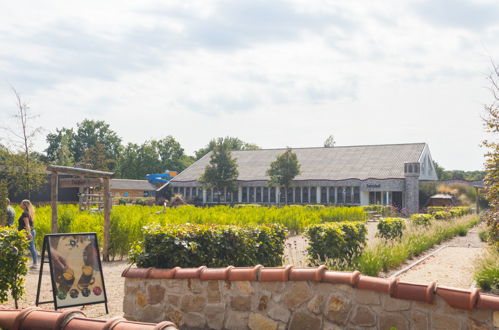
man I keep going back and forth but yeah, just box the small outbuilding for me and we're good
[426,194,456,207]
[110,179,157,198]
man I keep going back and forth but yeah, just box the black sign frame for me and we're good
[35,233,109,313]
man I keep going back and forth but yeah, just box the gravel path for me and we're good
[0,261,128,320]
[386,223,487,288]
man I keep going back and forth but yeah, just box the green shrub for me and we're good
[410,213,433,227]
[479,230,489,242]
[0,227,29,303]
[130,223,286,268]
[433,211,452,220]
[305,221,367,269]
[474,248,499,292]
[376,218,406,241]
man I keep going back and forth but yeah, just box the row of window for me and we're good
[172,186,361,204]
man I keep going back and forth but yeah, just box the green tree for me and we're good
[0,180,7,226]
[266,147,301,204]
[195,136,259,160]
[81,142,112,171]
[199,139,239,203]
[483,62,499,250]
[154,136,194,172]
[45,128,75,166]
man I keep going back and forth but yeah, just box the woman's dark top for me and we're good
[18,212,34,231]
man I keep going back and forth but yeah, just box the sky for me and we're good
[0,0,498,171]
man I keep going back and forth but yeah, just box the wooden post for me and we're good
[50,172,58,233]
[103,177,111,262]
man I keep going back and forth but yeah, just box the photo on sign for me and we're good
[47,234,105,307]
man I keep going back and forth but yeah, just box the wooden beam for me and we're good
[46,165,114,178]
[102,177,111,262]
[50,172,58,233]
[59,177,102,188]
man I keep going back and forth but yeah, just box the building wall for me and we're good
[112,189,155,198]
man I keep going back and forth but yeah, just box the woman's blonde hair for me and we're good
[20,199,35,221]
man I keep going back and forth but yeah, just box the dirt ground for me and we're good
[0,260,128,319]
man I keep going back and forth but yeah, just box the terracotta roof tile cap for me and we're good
[476,293,499,311]
[436,286,480,311]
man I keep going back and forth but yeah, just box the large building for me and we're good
[167,143,438,213]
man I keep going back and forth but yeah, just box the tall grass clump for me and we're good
[474,248,499,292]
[358,215,480,276]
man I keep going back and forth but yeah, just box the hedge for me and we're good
[376,218,406,240]
[410,213,433,227]
[0,227,29,304]
[305,221,367,269]
[129,223,286,268]
[433,211,452,220]
[427,206,472,216]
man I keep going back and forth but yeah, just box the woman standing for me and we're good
[18,199,37,269]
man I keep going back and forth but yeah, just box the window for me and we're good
[302,187,309,203]
[287,188,293,204]
[295,187,301,203]
[337,187,344,204]
[263,187,269,203]
[328,187,335,203]
[353,187,360,204]
[249,187,255,203]
[242,187,248,203]
[310,187,317,203]
[256,187,262,203]
[345,187,352,204]
[173,187,178,194]
[192,187,197,197]
[185,187,191,198]
[280,188,286,203]
[270,187,276,203]
[207,189,212,203]
[369,191,382,204]
[321,187,327,204]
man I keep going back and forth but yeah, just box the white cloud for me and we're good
[0,0,497,171]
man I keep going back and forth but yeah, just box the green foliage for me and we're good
[194,136,260,160]
[433,211,452,220]
[358,215,480,276]
[376,218,406,241]
[0,227,29,303]
[410,213,433,227]
[0,150,47,198]
[426,206,472,217]
[266,148,301,204]
[433,161,485,181]
[31,204,367,259]
[0,181,7,226]
[362,205,396,217]
[474,248,499,291]
[199,138,239,196]
[305,222,367,269]
[479,230,489,242]
[130,223,286,268]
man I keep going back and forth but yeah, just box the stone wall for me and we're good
[123,277,498,329]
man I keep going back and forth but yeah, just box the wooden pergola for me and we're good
[46,165,114,261]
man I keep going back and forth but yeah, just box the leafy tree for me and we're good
[199,138,239,203]
[45,128,75,166]
[195,136,259,160]
[45,120,122,170]
[266,147,301,204]
[81,142,113,171]
[0,180,7,226]
[324,135,336,148]
[483,62,499,250]
[116,136,193,179]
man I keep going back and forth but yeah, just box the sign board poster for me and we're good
[45,233,107,309]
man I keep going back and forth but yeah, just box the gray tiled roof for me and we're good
[172,143,427,182]
[110,179,156,191]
